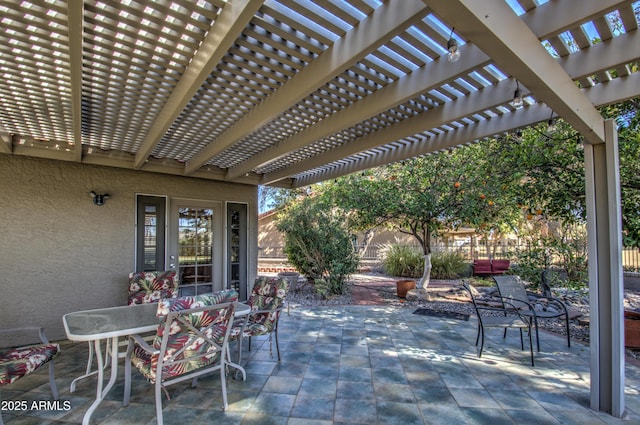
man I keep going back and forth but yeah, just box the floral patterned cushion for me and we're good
[127,270,179,305]
[0,343,60,386]
[230,277,289,339]
[131,289,238,383]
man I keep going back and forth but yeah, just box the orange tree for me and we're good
[322,143,518,289]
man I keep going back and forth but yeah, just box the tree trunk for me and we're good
[417,253,432,289]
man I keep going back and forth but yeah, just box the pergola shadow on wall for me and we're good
[1,0,639,417]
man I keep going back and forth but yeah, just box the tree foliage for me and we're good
[603,100,640,247]
[274,98,639,289]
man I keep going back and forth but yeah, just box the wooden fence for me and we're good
[258,242,640,273]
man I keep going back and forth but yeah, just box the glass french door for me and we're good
[169,200,222,295]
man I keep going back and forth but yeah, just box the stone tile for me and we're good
[336,380,376,400]
[412,384,455,405]
[339,365,372,382]
[298,378,337,397]
[449,388,501,409]
[373,383,414,403]
[290,396,334,420]
[439,371,483,389]
[461,407,518,425]
[248,393,296,416]
[376,401,424,425]
[262,376,302,395]
[333,398,377,423]
[419,403,472,425]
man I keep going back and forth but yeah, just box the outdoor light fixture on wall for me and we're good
[511,80,524,109]
[89,191,110,206]
[446,28,461,62]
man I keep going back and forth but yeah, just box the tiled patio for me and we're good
[3,305,640,424]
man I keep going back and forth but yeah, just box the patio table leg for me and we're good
[82,337,119,425]
[70,340,112,392]
[226,340,246,381]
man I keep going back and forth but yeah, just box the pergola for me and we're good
[1,0,638,417]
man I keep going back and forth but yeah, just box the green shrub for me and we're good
[381,243,423,278]
[430,251,467,279]
[276,197,359,295]
[511,237,588,290]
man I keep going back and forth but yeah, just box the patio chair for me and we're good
[462,281,534,366]
[71,270,179,392]
[127,270,179,305]
[123,290,238,425]
[229,276,290,365]
[0,327,60,425]
[493,275,570,351]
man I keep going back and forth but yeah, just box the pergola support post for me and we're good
[584,118,625,417]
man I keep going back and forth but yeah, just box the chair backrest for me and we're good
[247,277,290,331]
[152,289,238,381]
[493,275,530,310]
[127,270,179,305]
[462,281,480,311]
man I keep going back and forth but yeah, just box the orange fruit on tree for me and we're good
[479,194,485,199]
[488,200,494,206]
[454,181,460,188]
[527,214,533,220]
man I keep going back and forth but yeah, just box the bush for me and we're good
[511,237,588,290]
[381,243,423,278]
[430,251,467,279]
[276,197,359,295]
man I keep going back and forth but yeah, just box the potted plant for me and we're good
[396,279,416,298]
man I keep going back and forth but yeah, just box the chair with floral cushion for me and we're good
[127,270,179,305]
[123,290,238,425]
[0,327,60,425]
[229,276,290,366]
[71,271,179,393]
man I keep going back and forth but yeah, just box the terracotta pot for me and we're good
[625,311,640,348]
[396,280,416,298]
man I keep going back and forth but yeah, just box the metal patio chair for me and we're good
[493,275,571,351]
[229,276,290,365]
[463,281,534,366]
[0,327,60,425]
[123,290,238,425]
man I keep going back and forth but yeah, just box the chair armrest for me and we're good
[0,326,50,348]
[127,334,158,355]
[525,292,569,314]
[476,302,532,322]
[499,295,536,312]
[249,306,286,315]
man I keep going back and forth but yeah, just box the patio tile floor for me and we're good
[2,305,640,424]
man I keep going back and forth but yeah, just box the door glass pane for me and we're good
[178,207,214,285]
[143,205,158,270]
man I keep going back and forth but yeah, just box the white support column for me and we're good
[584,119,625,417]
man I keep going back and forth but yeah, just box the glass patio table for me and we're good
[63,301,250,425]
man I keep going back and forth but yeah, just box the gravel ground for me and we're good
[286,272,640,362]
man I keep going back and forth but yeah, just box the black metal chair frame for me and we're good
[493,275,571,352]
[463,281,535,366]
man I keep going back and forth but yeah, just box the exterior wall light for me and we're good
[90,191,110,206]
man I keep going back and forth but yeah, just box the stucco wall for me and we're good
[0,155,258,341]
